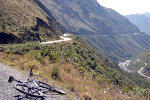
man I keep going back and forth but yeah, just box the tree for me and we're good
[1,25,6,30]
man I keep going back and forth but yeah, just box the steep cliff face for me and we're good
[40,0,140,35]
[0,0,62,43]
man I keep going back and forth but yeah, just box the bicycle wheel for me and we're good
[37,81,66,95]
[14,84,45,98]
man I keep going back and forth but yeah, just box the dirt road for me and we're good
[0,63,67,100]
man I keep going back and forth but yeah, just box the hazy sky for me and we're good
[97,0,150,15]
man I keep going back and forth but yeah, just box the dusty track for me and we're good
[0,63,67,100]
[138,67,150,80]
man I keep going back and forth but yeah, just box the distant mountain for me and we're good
[40,0,150,61]
[144,12,150,18]
[126,13,150,35]
[0,0,63,43]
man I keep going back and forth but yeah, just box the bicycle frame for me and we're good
[8,69,66,97]
[13,79,45,98]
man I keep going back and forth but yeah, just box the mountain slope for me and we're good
[0,0,150,99]
[126,13,150,35]
[84,33,150,61]
[40,0,140,35]
[0,0,62,43]
[0,35,150,99]
[39,0,150,61]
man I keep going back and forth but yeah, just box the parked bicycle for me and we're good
[8,69,66,98]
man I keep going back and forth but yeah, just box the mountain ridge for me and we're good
[126,12,150,35]
[40,0,140,35]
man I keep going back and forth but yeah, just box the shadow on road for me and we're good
[13,94,45,100]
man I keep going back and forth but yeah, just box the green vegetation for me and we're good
[132,50,150,77]
[84,34,150,62]
[128,60,145,71]
[138,51,150,65]
[39,0,150,62]
[1,0,150,99]
[1,25,5,30]
[0,35,150,99]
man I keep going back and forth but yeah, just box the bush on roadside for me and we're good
[51,66,61,80]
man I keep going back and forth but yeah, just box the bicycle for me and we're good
[8,69,66,98]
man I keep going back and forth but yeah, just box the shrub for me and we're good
[91,62,97,69]
[90,57,95,60]
[51,66,61,80]
[1,25,6,30]
[25,60,39,69]
[5,50,11,54]
[81,92,92,100]
[9,53,15,61]
[48,51,60,61]
[67,84,75,92]
[72,42,77,45]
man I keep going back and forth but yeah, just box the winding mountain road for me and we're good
[136,60,150,79]
[119,59,150,80]
[138,67,150,80]
[40,34,71,44]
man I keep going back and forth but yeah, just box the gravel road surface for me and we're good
[0,63,67,100]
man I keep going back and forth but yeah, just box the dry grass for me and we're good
[0,51,148,100]
[0,0,46,32]
[0,0,62,42]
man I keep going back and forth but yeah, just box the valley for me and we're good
[38,0,150,62]
[83,33,150,62]
[118,59,150,80]
[0,0,150,99]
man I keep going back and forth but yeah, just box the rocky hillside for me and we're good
[39,0,150,61]
[40,0,140,35]
[126,13,150,35]
[0,0,62,43]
